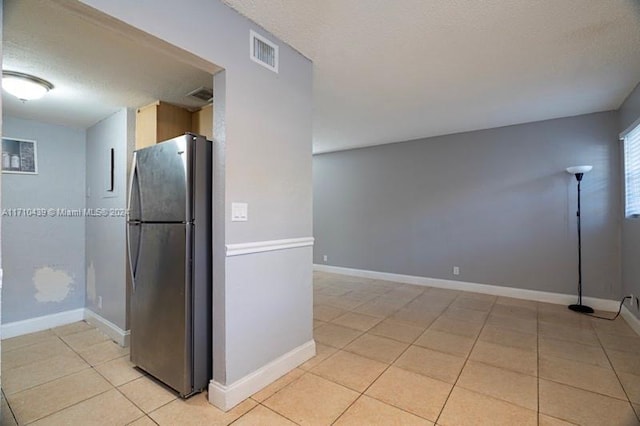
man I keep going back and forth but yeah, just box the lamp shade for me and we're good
[2,71,53,101]
[566,165,593,175]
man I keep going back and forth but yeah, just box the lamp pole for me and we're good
[566,166,594,314]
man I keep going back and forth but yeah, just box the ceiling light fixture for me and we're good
[2,70,54,101]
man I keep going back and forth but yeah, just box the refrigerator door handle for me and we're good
[127,222,143,292]
[127,153,142,291]
[127,152,139,221]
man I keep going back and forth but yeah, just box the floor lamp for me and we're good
[566,165,594,314]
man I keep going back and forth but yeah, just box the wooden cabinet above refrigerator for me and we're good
[135,101,213,150]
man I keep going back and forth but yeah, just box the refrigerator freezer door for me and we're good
[130,223,192,395]
[135,135,191,223]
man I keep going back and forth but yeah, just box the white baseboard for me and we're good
[621,306,640,336]
[1,308,85,339]
[1,308,130,346]
[313,264,620,312]
[84,309,130,347]
[209,339,316,411]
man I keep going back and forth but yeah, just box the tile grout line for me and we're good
[537,308,640,424]
[250,368,310,421]
[433,293,497,425]
[113,383,157,422]
[298,280,624,421]
[590,319,640,417]
[2,388,19,425]
[34,338,166,425]
[258,402,302,425]
[316,274,640,423]
[254,401,302,425]
[327,288,430,424]
[296,335,391,423]
[10,276,639,424]
[354,294,459,424]
[21,388,114,426]
[323,341,410,423]
[325,287,536,424]
[6,323,145,425]
[321,286,453,424]
[537,376,632,403]
[30,326,120,424]
[2,330,98,403]
[261,292,424,426]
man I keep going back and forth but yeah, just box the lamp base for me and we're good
[568,304,594,314]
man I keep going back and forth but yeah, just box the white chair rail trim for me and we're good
[226,237,314,257]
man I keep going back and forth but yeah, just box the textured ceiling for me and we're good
[3,0,218,129]
[224,0,640,153]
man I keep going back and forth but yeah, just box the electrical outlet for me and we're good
[98,296,102,309]
[323,255,328,263]
[453,266,460,276]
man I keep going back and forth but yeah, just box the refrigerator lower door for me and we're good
[130,223,192,396]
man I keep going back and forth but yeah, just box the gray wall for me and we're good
[85,109,129,330]
[80,0,313,386]
[314,112,621,300]
[620,83,640,133]
[620,82,640,319]
[1,116,86,323]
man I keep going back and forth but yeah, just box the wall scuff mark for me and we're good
[33,266,73,302]
[86,261,97,303]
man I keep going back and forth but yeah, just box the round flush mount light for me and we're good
[2,70,54,101]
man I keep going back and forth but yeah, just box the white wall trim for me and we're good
[621,305,640,336]
[209,339,316,411]
[84,309,130,347]
[1,308,85,340]
[1,308,131,345]
[313,264,620,312]
[226,237,314,257]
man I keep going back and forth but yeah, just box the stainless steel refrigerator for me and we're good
[127,133,211,397]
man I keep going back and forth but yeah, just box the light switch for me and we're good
[231,202,248,222]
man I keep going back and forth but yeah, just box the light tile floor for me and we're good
[2,271,640,425]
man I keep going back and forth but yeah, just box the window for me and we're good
[623,122,640,218]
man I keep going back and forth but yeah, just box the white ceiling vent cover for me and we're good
[250,30,279,73]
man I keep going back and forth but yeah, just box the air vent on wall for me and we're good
[186,87,213,103]
[250,30,279,73]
